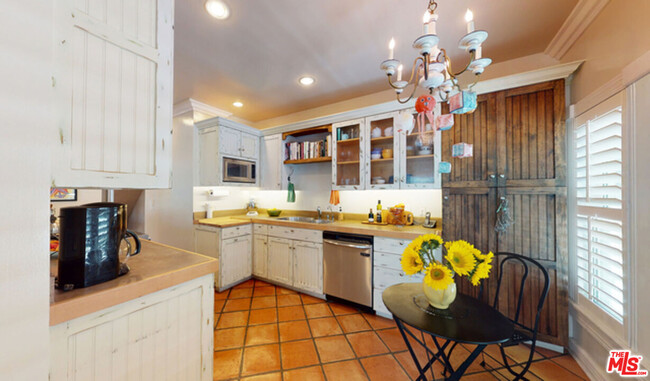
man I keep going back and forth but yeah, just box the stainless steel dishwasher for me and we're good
[323,231,373,307]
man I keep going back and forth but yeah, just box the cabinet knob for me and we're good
[499,174,506,179]
[489,174,496,179]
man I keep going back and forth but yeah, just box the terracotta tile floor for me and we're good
[214,280,589,380]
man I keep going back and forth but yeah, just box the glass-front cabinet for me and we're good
[365,112,401,190]
[400,109,439,189]
[332,119,365,190]
[331,109,439,190]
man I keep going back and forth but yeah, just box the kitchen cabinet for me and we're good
[261,134,283,190]
[331,111,440,190]
[52,0,174,189]
[267,237,293,285]
[195,117,260,186]
[441,79,568,346]
[193,224,252,291]
[332,118,366,190]
[50,275,214,381]
[292,241,323,294]
[253,235,268,277]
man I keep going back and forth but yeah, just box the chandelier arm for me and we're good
[440,48,476,79]
[386,56,425,90]
[395,80,420,104]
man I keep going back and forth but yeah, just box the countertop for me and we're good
[50,240,219,326]
[197,215,441,240]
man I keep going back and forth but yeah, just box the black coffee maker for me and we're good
[57,202,141,290]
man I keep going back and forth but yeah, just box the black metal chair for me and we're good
[476,252,551,380]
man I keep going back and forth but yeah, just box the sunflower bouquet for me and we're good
[400,234,494,291]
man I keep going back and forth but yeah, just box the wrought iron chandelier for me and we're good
[380,0,491,104]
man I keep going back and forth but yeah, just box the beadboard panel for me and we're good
[50,276,214,381]
[53,0,173,189]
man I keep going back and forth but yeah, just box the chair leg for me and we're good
[498,344,534,381]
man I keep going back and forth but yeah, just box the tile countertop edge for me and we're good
[49,241,219,326]
[196,216,442,240]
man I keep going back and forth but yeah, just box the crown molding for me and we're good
[545,0,609,60]
[173,98,232,118]
[573,50,650,116]
[261,61,583,136]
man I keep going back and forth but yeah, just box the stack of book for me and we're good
[285,136,331,161]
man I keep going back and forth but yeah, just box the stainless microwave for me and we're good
[222,157,256,183]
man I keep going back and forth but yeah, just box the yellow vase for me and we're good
[422,281,457,309]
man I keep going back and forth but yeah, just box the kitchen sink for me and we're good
[276,216,334,224]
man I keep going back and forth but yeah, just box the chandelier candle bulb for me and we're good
[465,9,475,33]
[397,64,403,81]
[389,38,395,60]
[475,46,482,60]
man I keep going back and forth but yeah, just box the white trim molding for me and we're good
[173,98,232,118]
[573,50,650,116]
[545,0,610,60]
[261,61,583,136]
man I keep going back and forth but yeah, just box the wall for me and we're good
[51,189,103,216]
[0,1,52,379]
[561,0,650,104]
[143,112,196,250]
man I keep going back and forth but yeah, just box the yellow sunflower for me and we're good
[470,260,492,286]
[475,250,494,262]
[401,248,424,275]
[424,263,454,290]
[422,234,443,246]
[445,241,477,276]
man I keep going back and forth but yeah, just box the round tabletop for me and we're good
[382,283,514,345]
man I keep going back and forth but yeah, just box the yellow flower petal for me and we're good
[424,263,454,290]
[401,248,424,275]
[445,241,477,276]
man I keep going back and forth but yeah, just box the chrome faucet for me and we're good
[317,206,322,219]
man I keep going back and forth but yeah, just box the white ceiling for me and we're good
[174,0,577,122]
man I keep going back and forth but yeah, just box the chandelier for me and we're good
[380,0,491,104]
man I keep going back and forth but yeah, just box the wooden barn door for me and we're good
[441,79,568,346]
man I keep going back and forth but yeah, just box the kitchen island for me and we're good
[49,240,218,381]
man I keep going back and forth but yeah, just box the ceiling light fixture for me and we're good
[380,0,491,104]
[299,76,316,86]
[205,0,230,19]
[232,101,243,108]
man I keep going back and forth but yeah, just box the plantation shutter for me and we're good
[574,101,625,323]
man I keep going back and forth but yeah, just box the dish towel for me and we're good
[287,177,296,203]
[329,190,340,205]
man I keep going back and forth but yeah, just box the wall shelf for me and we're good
[284,156,332,165]
[282,124,332,140]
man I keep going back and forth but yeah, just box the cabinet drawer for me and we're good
[222,224,252,239]
[374,266,422,290]
[268,225,322,243]
[253,224,268,235]
[374,251,402,271]
[373,290,391,317]
[374,237,412,254]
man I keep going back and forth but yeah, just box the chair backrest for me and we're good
[480,252,550,333]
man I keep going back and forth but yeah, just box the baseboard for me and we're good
[569,340,609,381]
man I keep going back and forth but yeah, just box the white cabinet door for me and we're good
[219,127,242,157]
[365,112,401,190]
[293,241,323,293]
[267,237,293,285]
[220,235,252,288]
[52,0,174,189]
[253,235,268,278]
[194,226,219,283]
[261,134,283,190]
[198,127,219,186]
[241,132,259,160]
[332,118,366,190]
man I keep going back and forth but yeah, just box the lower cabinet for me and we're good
[50,275,214,381]
[267,237,293,285]
[258,225,323,295]
[194,224,252,291]
[252,235,268,277]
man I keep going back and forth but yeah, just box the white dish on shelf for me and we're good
[371,153,382,160]
[372,177,386,184]
[384,127,394,137]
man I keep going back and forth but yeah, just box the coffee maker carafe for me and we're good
[57,202,140,290]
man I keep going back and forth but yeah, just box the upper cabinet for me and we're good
[331,111,440,190]
[52,0,174,189]
[196,117,260,187]
[261,134,283,190]
[332,119,366,190]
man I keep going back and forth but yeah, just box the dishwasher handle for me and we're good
[323,238,372,251]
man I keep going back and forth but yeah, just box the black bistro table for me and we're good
[383,283,514,381]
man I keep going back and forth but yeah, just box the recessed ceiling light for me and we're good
[299,76,316,86]
[205,0,230,19]
[233,101,243,108]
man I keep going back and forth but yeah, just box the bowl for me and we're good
[382,149,394,158]
[266,209,282,217]
[371,153,382,160]
[372,177,386,184]
[418,146,433,155]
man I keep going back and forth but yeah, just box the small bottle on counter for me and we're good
[368,208,374,223]
[338,206,344,221]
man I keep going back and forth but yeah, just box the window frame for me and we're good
[569,91,630,344]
